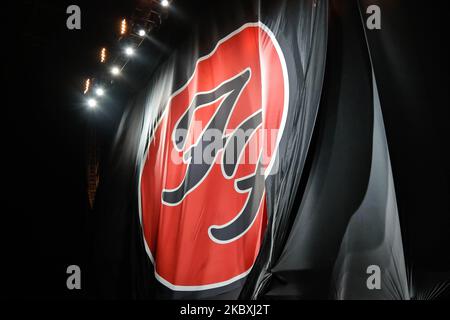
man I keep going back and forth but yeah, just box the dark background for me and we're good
[1,0,449,299]
[2,0,144,299]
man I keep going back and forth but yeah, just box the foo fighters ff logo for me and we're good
[140,23,288,290]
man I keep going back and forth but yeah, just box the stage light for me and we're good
[120,18,127,35]
[161,0,170,7]
[100,47,107,63]
[111,66,121,76]
[95,87,105,96]
[125,46,135,56]
[83,78,90,94]
[138,29,146,37]
[87,98,97,108]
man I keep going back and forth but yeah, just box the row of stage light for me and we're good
[83,0,171,109]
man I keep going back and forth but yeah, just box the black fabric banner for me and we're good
[91,0,450,300]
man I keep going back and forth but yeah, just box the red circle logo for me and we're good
[140,23,288,290]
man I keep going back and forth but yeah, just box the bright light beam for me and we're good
[100,48,107,63]
[125,46,134,56]
[95,88,104,96]
[87,98,97,108]
[111,66,120,76]
[120,19,127,35]
[83,78,90,94]
[138,29,146,37]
